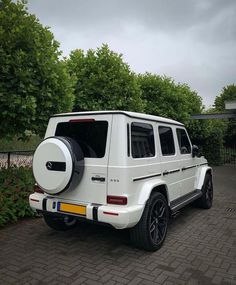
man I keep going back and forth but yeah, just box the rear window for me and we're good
[55,121,108,158]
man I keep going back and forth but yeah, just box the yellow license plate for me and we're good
[58,202,86,216]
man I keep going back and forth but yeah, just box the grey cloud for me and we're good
[27,0,236,106]
[28,0,236,40]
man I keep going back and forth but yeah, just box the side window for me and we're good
[176,128,191,154]
[131,122,155,158]
[159,126,175,156]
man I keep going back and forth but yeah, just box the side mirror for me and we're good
[192,145,199,158]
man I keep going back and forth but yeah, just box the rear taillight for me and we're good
[107,195,127,205]
[34,184,44,194]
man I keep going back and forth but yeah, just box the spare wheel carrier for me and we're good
[33,136,84,195]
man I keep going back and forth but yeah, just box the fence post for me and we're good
[7,152,11,169]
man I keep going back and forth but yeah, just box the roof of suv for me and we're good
[52,111,184,126]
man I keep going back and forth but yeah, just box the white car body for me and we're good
[29,111,212,229]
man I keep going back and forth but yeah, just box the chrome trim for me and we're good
[133,172,162,182]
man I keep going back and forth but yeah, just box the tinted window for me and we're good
[159,126,175,156]
[131,123,155,158]
[55,121,108,158]
[176,128,191,154]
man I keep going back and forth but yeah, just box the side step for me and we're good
[170,190,202,212]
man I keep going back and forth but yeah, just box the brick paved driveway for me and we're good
[0,166,235,285]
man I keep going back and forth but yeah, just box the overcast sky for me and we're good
[27,0,236,107]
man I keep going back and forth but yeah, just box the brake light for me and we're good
[69,119,95,123]
[34,184,44,194]
[107,195,127,205]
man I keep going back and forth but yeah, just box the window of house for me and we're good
[131,123,155,158]
[176,128,191,154]
[159,126,175,156]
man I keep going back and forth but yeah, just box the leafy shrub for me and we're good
[138,73,203,124]
[67,44,144,112]
[0,0,74,138]
[200,130,223,166]
[0,135,41,152]
[188,119,225,166]
[0,167,36,227]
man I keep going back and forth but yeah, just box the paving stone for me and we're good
[0,166,235,284]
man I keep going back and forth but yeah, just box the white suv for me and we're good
[30,111,213,251]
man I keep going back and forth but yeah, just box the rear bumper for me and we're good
[29,193,144,229]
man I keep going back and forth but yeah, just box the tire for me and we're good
[43,214,77,231]
[130,192,169,251]
[195,173,213,209]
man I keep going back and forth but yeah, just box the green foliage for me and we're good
[0,167,36,227]
[188,119,225,165]
[0,135,41,151]
[66,44,144,112]
[214,84,236,147]
[214,84,236,111]
[137,72,225,164]
[225,121,236,148]
[137,73,203,124]
[188,84,236,164]
[0,0,74,138]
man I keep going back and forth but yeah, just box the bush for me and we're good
[138,73,203,124]
[0,135,41,151]
[200,130,223,166]
[0,167,36,227]
[0,0,74,138]
[187,119,225,166]
[67,44,144,112]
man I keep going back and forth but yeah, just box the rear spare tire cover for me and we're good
[33,136,84,195]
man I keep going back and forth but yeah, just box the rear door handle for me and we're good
[163,170,169,176]
[91,176,105,182]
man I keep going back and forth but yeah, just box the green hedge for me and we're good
[0,135,41,152]
[200,129,223,166]
[187,119,225,166]
[0,167,36,227]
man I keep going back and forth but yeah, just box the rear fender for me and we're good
[194,166,212,190]
[137,179,169,206]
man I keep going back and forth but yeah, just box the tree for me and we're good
[214,84,236,147]
[0,0,74,137]
[137,73,203,124]
[66,44,143,112]
[187,118,225,165]
[214,84,236,111]
[137,73,226,164]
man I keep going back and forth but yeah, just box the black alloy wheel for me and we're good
[130,192,169,251]
[149,198,168,245]
[195,173,213,209]
[205,177,213,204]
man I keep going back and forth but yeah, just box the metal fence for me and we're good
[221,147,236,165]
[0,150,34,169]
[0,147,235,169]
